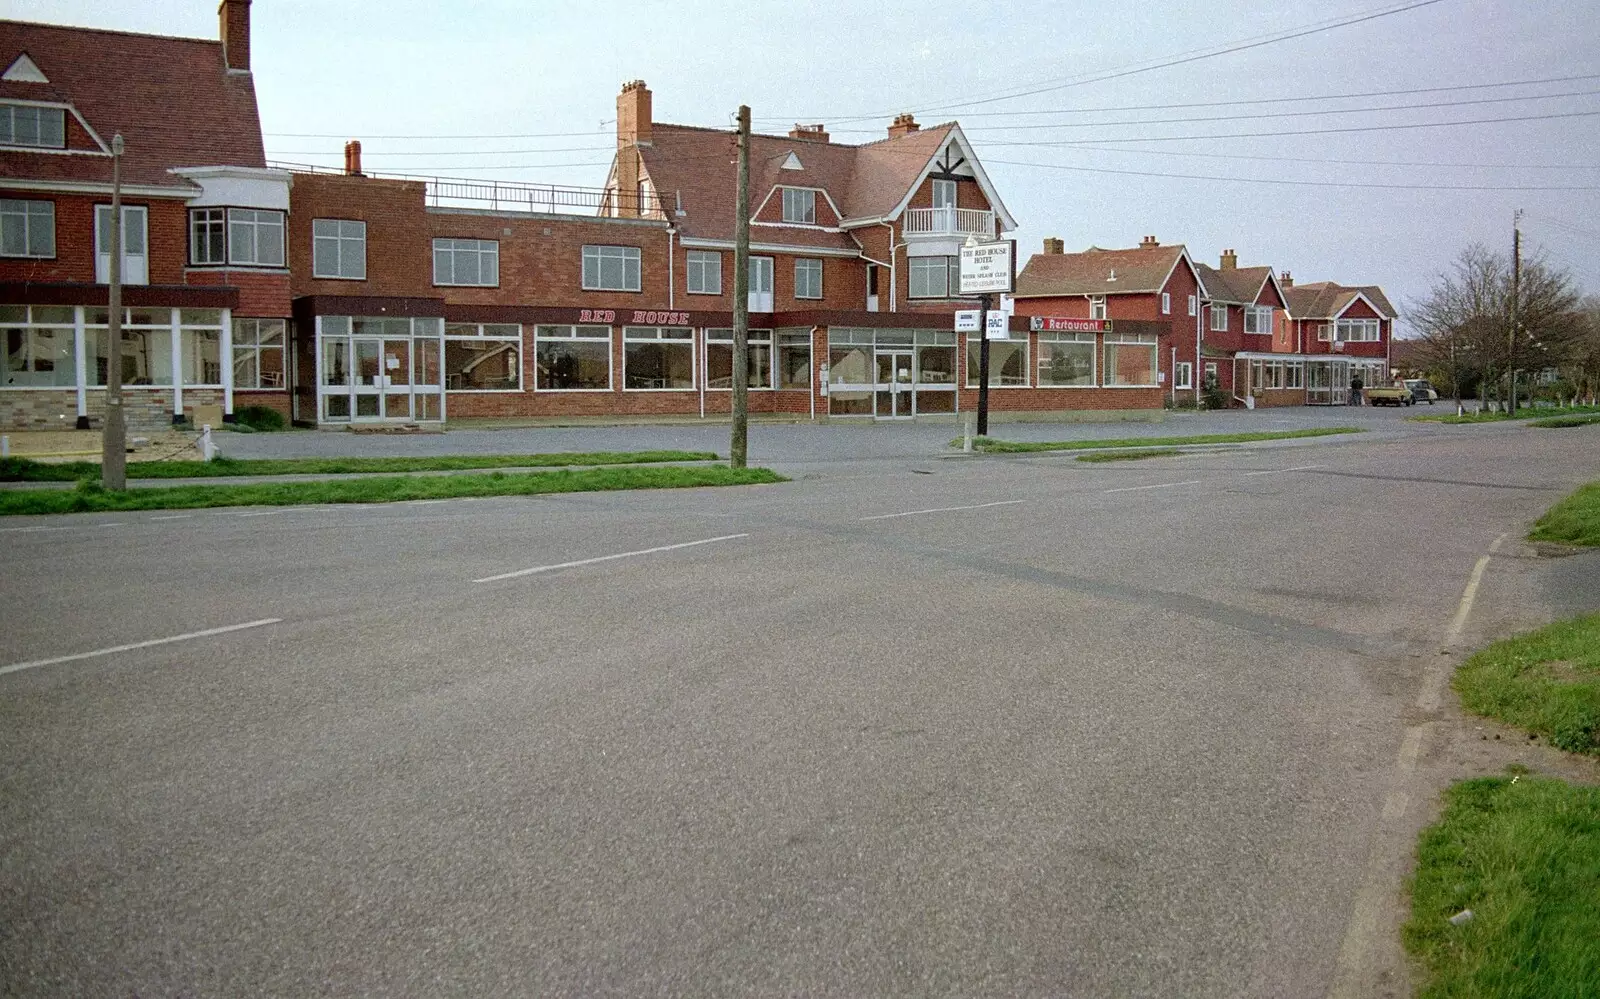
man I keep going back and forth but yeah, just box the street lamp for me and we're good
[101,133,126,489]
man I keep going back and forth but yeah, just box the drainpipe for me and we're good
[1170,345,1177,406]
[1194,291,1202,405]
[878,220,900,313]
[667,227,675,309]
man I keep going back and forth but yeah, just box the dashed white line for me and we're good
[860,499,1027,521]
[0,618,285,677]
[95,522,125,528]
[1102,480,1204,494]
[149,514,194,521]
[0,525,72,534]
[236,510,285,518]
[1241,464,1326,477]
[473,533,749,583]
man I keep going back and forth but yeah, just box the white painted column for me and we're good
[169,307,184,424]
[220,307,234,419]
[73,306,88,428]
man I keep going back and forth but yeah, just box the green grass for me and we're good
[0,465,784,516]
[1530,414,1600,429]
[1403,774,1600,999]
[953,427,1363,453]
[1412,404,1600,425]
[1529,482,1600,548]
[1074,448,1184,463]
[0,450,719,483]
[1452,612,1600,754]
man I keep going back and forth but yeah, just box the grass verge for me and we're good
[1452,612,1600,754]
[0,465,784,516]
[1074,448,1183,463]
[1529,482,1600,548]
[1530,413,1600,429]
[1403,774,1600,999]
[953,427,1362,453]
[1411,404,1600,425]
[0,450,718,483]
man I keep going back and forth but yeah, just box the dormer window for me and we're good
[781,188,816,225]
[0,103,66,149]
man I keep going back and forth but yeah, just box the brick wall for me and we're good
[184,268,291,316]
[288,173,431,298]
[0,190,188,286]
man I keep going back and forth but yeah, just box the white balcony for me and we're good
[903,206,996,239]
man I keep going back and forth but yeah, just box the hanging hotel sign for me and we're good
[578,309,693,326]
[957,239,1017,296]
[1030,317,1112,333]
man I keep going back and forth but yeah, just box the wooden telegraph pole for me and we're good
[101,133,127,490]
[1508,208,1522,416]
[730,107,751,468]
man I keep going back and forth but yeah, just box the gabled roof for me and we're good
[1284,281,1398,320]
[633,120,1010,249]
[1015,243,1195,298]
[0,19,265,190]
[1194,263,1279,306]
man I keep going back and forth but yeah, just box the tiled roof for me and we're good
[1285,281,1397,319]
[1194,263,1275,305]
[637,122,956,249]
[0,19,265,190]
[1015,244,1189,297]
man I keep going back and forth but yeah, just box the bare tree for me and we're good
[1407,244,1581,411]
[1566,296,1600,404]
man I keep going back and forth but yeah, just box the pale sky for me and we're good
[13,0,1600,321]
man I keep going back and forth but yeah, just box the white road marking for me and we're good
[473,533,749,583]
[1328,532,1510,996]
[1241,464,1326,477]
[149,514,194,521]
[96,522,124,528]
[236,510,285,518]
[860,499,1026,521]
[1102,480,1203,494]
[0,525,72,534]
[0,618,284,677]
[407,499,449,506]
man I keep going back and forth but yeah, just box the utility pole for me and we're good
[730,106,750,468]
[1508,208,1522,416]
[101,133,127,490]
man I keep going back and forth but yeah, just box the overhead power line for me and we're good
[989,159,1600,191]
[766,0,1451,122]
[1062,144,1600,171]
[985,108,1600,146]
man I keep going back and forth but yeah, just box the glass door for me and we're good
[874,350,914,419]
[382,338,412,419]
[353,338,383,418]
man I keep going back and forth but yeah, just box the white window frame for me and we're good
[1036,331,1097,388]
[312,218,366,280]
[686,249,722,295]
[230,317,287,390]
[0,198,55,258]
[1317,322,1333,342]
[1334,318,1380,342]
[582,244,641,292]
[1210,304,1229,332]
[966,335,1030,388]
[622,325,695,391]
[0,306,77,388]
[1244,305,1273,335]
[1285,361,1304,389]
[0,103,66,149]
[909,256,956,299]
[228,208,285,267]
[432,238,500,287]
[704,328,774,391]
[94,204,148,285]
[776,330,812,389]
[533,324,613,392]
[443,322,521,391]
[1204,361,1219,386]
[781,187,817,224]
[1175,360,1193,390]
[1103,332,1160,388]
[931,178,958,209]
[794,258,823,300]
[1089,296,1107,320]
[1187,294,1197,317]
[1161,292,1171,315]
[190,207,225,265]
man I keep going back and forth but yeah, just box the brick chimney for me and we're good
[218,0,251,72]
[343,140,362,177]
[788,123,829,143]
[887,113,920,139]
[1139,235,1159,249]
[1220,249,1237,271]
[617,80,653,148]
[1042,237,1064,255]
[1280,270,1293,288]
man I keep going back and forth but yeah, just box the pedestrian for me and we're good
[1350,373,1364,406]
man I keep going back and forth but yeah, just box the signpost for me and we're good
[958,238,1016,436]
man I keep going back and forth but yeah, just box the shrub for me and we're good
[233,405,286,432]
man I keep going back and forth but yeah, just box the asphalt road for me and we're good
[2,421,1597,997]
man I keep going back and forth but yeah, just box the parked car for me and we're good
[1404,378,1438,404]
[1365,384,1414,406]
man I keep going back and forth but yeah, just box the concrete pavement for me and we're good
[1,422,1597,996]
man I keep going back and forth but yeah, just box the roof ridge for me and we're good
[852,121,956,148]
[0,18,222,47]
